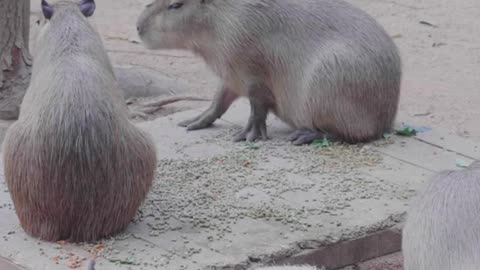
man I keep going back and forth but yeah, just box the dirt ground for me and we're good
[29,0,480,141]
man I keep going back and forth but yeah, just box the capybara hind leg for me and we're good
[287,129,327,145]
[178,87,238,130]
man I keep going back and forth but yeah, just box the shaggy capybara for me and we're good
[2,0,157,242]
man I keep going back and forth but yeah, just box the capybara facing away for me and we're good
[402,161,480,270]
[136,0,401,144]
[2,0,157,242]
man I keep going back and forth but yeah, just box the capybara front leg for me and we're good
[178,86,238,130]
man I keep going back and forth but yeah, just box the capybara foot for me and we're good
[178,108,220,130]
[287,129,326,145]
[234,117,268,142]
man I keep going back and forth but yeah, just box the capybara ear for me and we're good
[41,0,54,19]
[79,0,96,17]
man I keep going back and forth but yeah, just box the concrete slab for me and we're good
[341,252,403,270]
[272,227,402,269]
[0,101,478,270]
[0,257,25,270]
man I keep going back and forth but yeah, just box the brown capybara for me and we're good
[136,0,401,144]
[2,0,157,242]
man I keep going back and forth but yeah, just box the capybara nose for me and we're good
[136,24,143,35]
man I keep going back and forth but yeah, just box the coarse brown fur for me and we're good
[2,0,157,242]
[402,161,480,270]
[137,0,402,144]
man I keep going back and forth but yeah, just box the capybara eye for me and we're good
[167,2,184,10]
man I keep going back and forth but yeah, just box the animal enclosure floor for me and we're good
[341,252,403,270]
[0,101,479,270]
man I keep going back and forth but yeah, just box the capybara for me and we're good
[402,161,480,270]
[2,0,157,242]
[137,0,401,144]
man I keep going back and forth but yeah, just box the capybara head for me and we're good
[41,0,96,20]
[35,0,97,51]
[137,0,213,49]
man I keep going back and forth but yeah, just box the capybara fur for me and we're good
[137,0,401,144]
[402,161,480,270]
[2,0,157,242]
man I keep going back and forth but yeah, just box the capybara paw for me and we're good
[288,129,325,145]
[234,123,268,142]
[178,111,217,130]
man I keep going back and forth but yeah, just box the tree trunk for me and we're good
[0,0,32,120]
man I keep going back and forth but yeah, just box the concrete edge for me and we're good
[0,257,26,270]
[274,226,403,270]
[214,215,405,270]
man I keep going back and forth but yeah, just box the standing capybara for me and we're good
[136,0,401,144]
[2,0,157,242]
[402,161,480,270]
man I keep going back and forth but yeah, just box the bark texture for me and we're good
[0,0,32,120]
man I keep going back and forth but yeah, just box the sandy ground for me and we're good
[0,103,442,270]
[29,0,480,140]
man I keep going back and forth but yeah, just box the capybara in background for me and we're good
[137,0,401,144]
